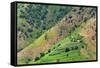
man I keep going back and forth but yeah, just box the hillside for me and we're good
[17,4,97,65]
[29,17,96,64]
[17,4,72,52]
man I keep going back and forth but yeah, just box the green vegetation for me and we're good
[29,22,87,64]
[17,4,72,51]
[17,3,97,65]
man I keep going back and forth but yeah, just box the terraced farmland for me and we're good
[17,3,97,65]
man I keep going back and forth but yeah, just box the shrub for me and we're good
[44,34,48,40]
[34,57,40,61]
[58,44,61,46]
[69,15,72,19]
[91,11,96,17]
[69,33,83,42]
[81,45,84,48]
[72,8,77,12]
[40,53,45,57]
[48,49,51,53]
[66,54,69,56]
[53,46,56,50]
[92,36,95,40]
[77,11,81,14]
[83,17,88,22]
[56,59,60,62]
[24,57,31,63]
[65,48,70,52]
[79,7,83,10]
[74,46,78,50]
[70,47,74,50]
[27,28,33,32]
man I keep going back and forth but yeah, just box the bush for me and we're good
[69,33,83,42]
[56,59,60,62]
[74,46,78,50]
[66,54,69,56]
[77,11,81,14]
[44,34,48,40]
[65,48,70,52]
[53,46,56,50]
[34,57,40,61]
[58,44,61,46]
[48,49,51,53]
[72,8,77,12]
[83,17,88,22]
[69,15,72,19]
[27,28,33,32]
[81,45,84,48]
[40,53,45,57]
[24,57,31,63]
[70,47,74,50]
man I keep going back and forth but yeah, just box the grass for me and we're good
[22,33,46,50]
[29,50,88,64]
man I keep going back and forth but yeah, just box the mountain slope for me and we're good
[17,4,72,52]
[17,7,96,64]
[29,17,96,64]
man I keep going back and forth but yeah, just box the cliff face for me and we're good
[17,4,97,65]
